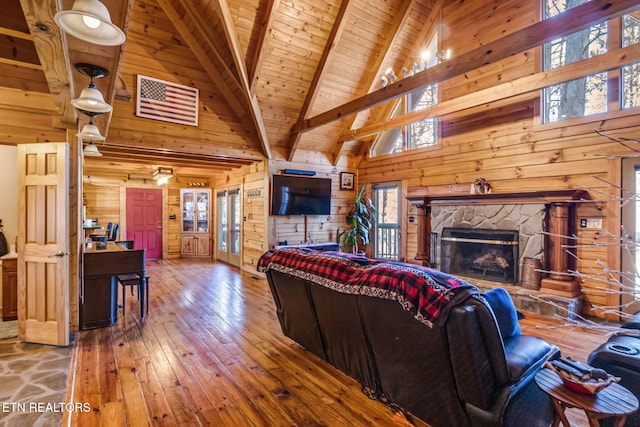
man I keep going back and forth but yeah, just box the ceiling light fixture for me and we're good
[71,63,112,113]
[83,141,103,157]
[54,0,126,46]
[77,115,105,141]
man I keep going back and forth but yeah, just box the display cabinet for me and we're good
[180,189,211,257]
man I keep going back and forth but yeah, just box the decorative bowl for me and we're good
[560,375,616,395]
[544,359,619,395]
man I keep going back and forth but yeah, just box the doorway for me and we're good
[372,182,401,261]
[621,158,640,315]
[126,188,163,259]
[216,187,241,267]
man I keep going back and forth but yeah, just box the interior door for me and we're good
[17,143,69,346]
[126,188,163,259]
[216,187,241,267]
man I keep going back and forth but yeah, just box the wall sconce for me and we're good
[436,49,452,62]
[54,0,126,46]
[71,63,113,113]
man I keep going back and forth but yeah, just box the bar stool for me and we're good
[116,274,150,318]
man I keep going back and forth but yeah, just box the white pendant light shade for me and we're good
[71,84,113,113]
[54,0,126,46]
[78,122,105,141]
[83,141,103,157]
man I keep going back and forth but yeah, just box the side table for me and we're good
[535,367,639,427]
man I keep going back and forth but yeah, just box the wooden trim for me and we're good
[249,0,279,93]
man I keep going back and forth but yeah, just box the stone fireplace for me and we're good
[440,227,519,284]
[406,188,591,318]
[431,204,546,284]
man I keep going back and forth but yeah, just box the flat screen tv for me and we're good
[271,174,331,216]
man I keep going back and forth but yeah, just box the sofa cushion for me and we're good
[483,287,521,340]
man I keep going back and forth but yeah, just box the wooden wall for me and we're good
[357,1,639,319]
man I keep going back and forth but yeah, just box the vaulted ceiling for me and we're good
[3,0,639,180]
[1,0,440,178]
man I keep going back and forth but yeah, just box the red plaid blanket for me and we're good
[257,248,478,328]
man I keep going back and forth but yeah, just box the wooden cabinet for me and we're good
[181,189,211,257]
[2,257,18,320]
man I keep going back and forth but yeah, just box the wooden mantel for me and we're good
[406,188,591,206]
[406,187,592,297]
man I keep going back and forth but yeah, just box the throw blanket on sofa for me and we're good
[257,248,478,328]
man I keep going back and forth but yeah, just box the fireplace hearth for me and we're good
[440,228,519,284]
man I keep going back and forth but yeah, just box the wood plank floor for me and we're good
[65,259,614,427]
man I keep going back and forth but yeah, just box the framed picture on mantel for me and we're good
[340,172,355,190]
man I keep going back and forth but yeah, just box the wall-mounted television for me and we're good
[271,174,331,216]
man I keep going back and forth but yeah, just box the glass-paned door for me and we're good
[182,191,195,232]
[621,159,640,316]
[373,182,401,260]
[216,187,241,267]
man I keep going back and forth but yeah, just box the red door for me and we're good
[126,188,163,259]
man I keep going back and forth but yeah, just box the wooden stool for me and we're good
[116,274,139,317]
[535,367,639,427]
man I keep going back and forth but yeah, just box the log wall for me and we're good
[357,1,639,319]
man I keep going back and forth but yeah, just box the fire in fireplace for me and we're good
[440,228,519,284]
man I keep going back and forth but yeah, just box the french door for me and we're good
[621,158,640,315]
[216,187,241,267]
[372,182,401,261]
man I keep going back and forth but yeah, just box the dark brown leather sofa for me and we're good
[261,251,560,427]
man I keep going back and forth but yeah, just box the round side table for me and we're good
[535,367,639,427]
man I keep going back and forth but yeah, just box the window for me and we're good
[542,0,608,123]
[372,183,401,260]
[371,36,439,156]
[622,14,640,109]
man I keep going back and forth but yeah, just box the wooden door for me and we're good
[18,143,70,346]
[126,188,162,259]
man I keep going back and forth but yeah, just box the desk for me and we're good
[535,367,639,427]
[82,242,146,329]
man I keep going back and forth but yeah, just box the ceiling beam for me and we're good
[287,0,353,162]
[156,0,247,119]
[292,0,640,137]
[346,42,640,143]
[213,0,272,160]
[19,0,75,124]
[249,0,279,93]
[331,0,425,165]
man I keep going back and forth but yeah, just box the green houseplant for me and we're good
[338,183,377,254]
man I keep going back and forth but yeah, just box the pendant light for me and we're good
[78,110,104,157]
[83,141,103,157]
[54,0,126,46]
[71,63,112,114]
[78,114,105,141]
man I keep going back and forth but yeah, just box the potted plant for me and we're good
[338,183,377,254]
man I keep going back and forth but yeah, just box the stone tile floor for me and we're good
[0,336,74,426]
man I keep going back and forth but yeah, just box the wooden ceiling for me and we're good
[1,0,441,178]
[1,0,639,179]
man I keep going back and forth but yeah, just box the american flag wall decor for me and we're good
[136,75,199,126]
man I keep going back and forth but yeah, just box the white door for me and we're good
[17,143,70,346]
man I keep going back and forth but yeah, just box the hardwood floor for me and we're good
[65,259,613,427]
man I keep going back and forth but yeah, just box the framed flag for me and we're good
[136,75,199,126]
